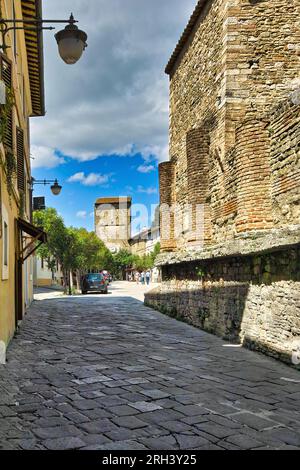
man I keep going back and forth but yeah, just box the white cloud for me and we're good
[68,172,85,183]
[30,145,65,169]
[76,211,87,218]
[30,0,195,167]
[137,185,158,195]
[68,172,112,186]
[137,164,156,174]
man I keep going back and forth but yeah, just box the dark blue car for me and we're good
[81,273,108,295]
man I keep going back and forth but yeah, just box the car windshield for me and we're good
[86,274,103,282]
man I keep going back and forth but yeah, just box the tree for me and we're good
[112,249,135,279]
[69,228,113,289]
[33,208,70,287]
[33,208,113,294]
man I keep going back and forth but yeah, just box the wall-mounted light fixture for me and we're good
[0,13,87,64]
[31,178,62,196]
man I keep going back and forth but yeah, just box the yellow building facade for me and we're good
[0,0,45,362]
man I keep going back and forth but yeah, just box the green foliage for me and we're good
[33,208,68,268]
[33,208,112,275]
[68,227,112,273]
[0,87,15,145]
[0,88,17,198]
[132,243,161,271]
[111,249,134,278]
[111,243,161,277]
[3,150,17,197]
[195,266,206,279]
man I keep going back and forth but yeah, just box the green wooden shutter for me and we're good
[0,54,14,152]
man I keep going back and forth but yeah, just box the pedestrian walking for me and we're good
[146,270,151,286]
[141,271,145,285]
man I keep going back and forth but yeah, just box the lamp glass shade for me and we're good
[57,37,85,64]
[55,25,87,65]
[51,182,62,196]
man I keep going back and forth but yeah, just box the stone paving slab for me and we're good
[0,282,300,450]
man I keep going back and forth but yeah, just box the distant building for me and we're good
[130,226,160,257]
[129,225,161,283]
[94,197,132,253]
[33,258,63,288]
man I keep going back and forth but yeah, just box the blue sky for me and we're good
[30,0,196,231]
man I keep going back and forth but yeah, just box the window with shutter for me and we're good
[16,127,25,191]
[0,54,14,152]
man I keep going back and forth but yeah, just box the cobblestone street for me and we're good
[0,282,300,450]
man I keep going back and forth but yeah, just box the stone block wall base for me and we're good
[145,245,300,368]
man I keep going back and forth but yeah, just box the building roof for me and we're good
[21,0,45,116]
[95,197,132,205]
[165,0,209,75]
[129,225,160,243]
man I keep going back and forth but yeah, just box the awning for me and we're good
[17,218,47,263]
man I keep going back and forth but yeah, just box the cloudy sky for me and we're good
[31,0,196,231]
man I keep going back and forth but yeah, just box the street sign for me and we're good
[33,197,46,211]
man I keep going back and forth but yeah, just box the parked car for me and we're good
[81,273,108,295]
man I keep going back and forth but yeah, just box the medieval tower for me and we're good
[94,197,132,253]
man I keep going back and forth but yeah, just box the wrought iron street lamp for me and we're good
[0,13,88,64]
[55,14,88,64]
[31,177,62,196]
[29,178,62,221]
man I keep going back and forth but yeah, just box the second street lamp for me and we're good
[29,178,62,221]
[50,180,62,196]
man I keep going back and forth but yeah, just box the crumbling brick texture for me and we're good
[270,100,300,227]
[187,127,212,243]
[235,118,273,232]
[159,161,176,251]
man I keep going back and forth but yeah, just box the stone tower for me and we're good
[94,197,132,253]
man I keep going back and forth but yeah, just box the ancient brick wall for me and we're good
[163,0,300,250]
[269,98,300,227]
[235,118,273,232]
[168,0,228,249]
[159,162,176,251]
[186,127,212,244]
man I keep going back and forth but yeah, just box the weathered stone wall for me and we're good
[270,98,300,227]
[168,0,228,249]
[164,0,300,250]
[145,245,300,368]
[154,0,300,365]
